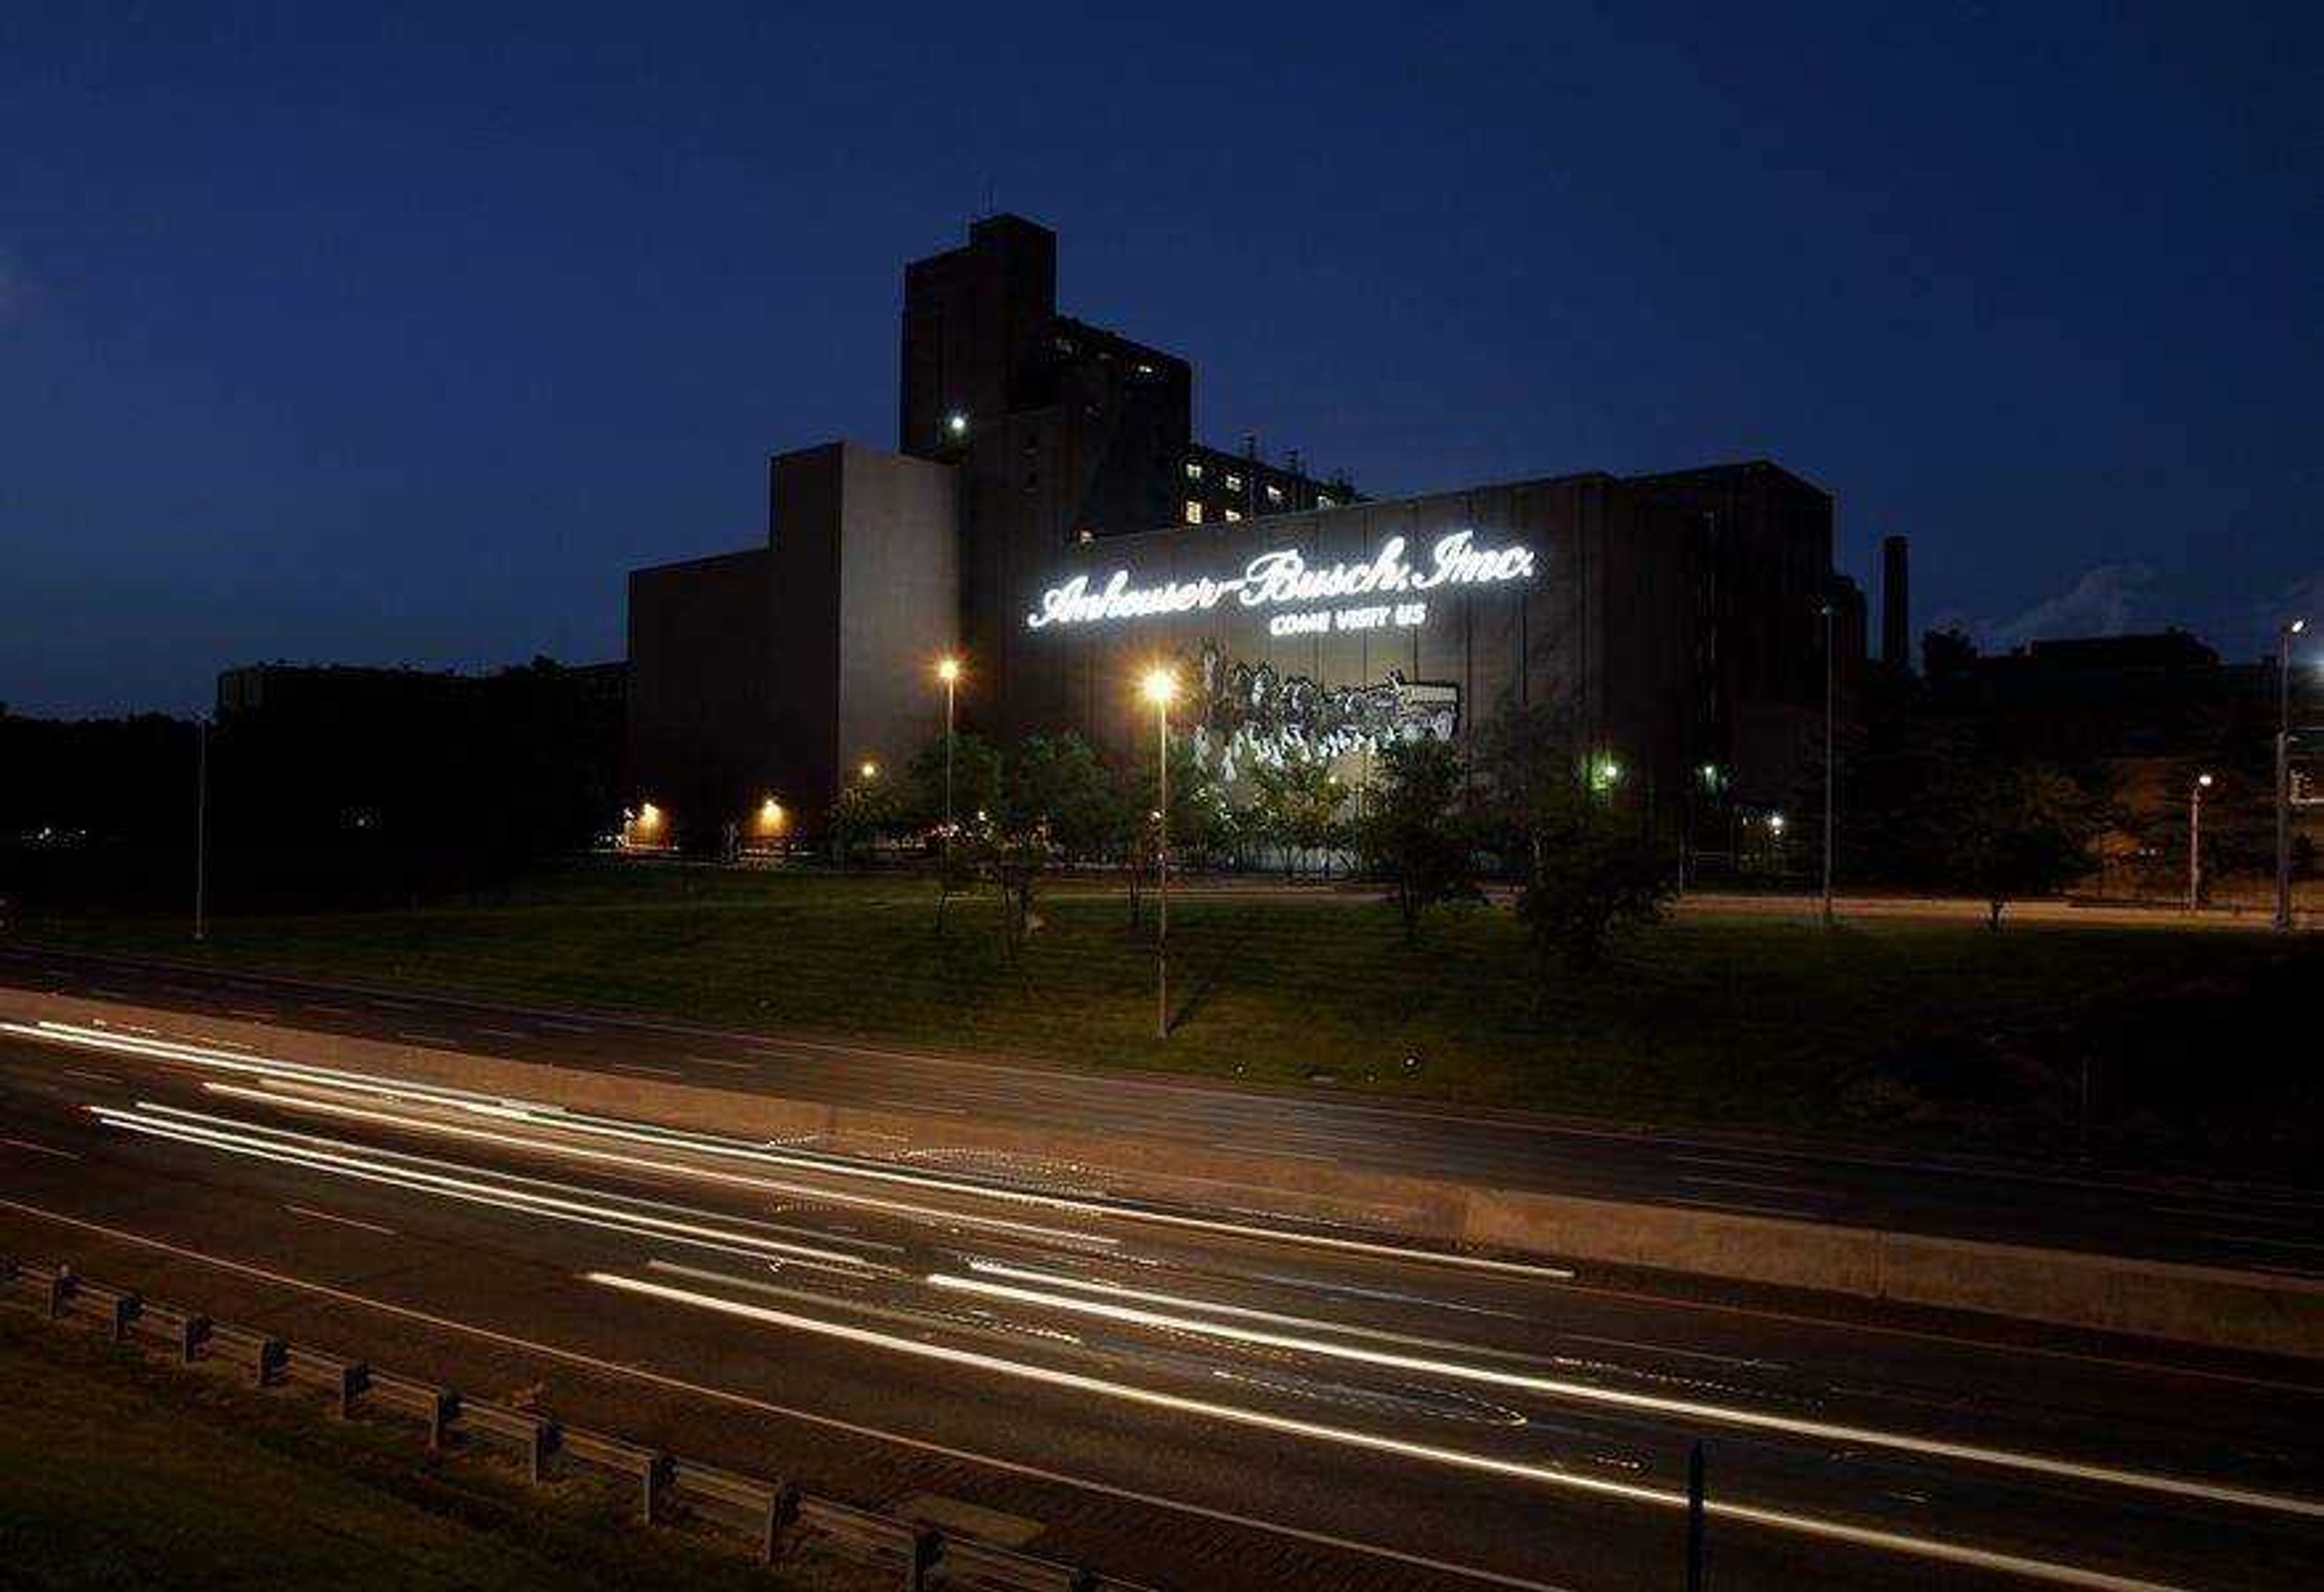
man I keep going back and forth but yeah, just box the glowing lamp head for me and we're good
[1768,812,1787,833]
[945,412,968,437]
[2196,772,2214,789]
[2291,618,2308,636]
[936,656,962,684]
[1140,667,1180,708]
[859,760,879,781]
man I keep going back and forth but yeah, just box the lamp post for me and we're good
[1141,666,1179,1039]
[2278,619,2306,932]
[2188,772,2213,913]
[1819,599,1836,927]
[192,713,209,944]
[936,656,962,837]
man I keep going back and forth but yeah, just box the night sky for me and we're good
[4,3,2317,717]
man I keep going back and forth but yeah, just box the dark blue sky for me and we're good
[4,2,2318,715]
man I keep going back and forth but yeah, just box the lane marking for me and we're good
[1212,1142,1337,1161]
[1676,1175,1827,1198]
[474,1028,532,1042]
[56,1068,121,1085]
[284,1203,399,1237]
[1,1136,80,1160]
[394,1033,464,1049]
[1664,1196,1823,1221]
[683,1054,761,1071]
[930,1267,2324,1520]
[0,1197,1584,1592]
[595,1269,2189,1591]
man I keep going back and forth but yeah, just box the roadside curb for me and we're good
[9,987,2320,1361]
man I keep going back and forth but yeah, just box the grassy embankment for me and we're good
[0,1306,861,1590]
[21,863,2320,1174]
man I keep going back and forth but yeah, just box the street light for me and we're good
[859,760,879,781]
[936,656,962,839]
[2188,772,2214,913]
[2277,619,2307,932]
[1141,666,1180,1039]
[192,713,209,943]
[1819,599,1836,927]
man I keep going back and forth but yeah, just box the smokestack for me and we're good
[1881,535,1911,676]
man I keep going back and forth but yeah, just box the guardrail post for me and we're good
[427,1390,459,1451]
[527,1419,559,1485]
[338,1363,370,1419]
[905,1526,942,1591]
[640,1453,672,1525]
[108,1292,140,1343]
[180,1314,211,1365]
[254,1337,286,1389]
[47,1266,74,1320]
[1686,1439,1706,1592]
[762,1481,801,1565]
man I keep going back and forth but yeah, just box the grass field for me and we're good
[19,862,2320,1174]
[0,1306,860,1591]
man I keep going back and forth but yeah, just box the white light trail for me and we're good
[588,1269,2185,1592]
[88,1104,884,1272]
[930,1267,2323,1521]
[11,1019,1571,1278]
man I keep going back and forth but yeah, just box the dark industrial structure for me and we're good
[627,216,1863,847]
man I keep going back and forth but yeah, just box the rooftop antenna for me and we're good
[981,176,996,219]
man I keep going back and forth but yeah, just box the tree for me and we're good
[903,731,1003,837]
[827,770,901,864]
[1480,703,1674,973]
[1923,757,2102,928]
[1354,737,1478,946]
[1008,734,1125,862]
[1248,751,1347,880]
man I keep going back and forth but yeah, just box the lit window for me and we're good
[1265,483,1285,504]
[1223,508,1242,522]
[1183,501,1204,525]
[1134,361,1155,377]
[1184,461,1203,481]
[1224,473,1243,492]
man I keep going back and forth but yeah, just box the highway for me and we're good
[0,1011,2318,1588]
[2,946,2320,1279]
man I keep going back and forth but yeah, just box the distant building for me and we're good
[628,215,1859,846]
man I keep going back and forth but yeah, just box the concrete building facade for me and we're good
[626,215,1855,849]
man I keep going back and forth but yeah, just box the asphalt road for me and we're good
[0,1017,2318,1590]
[2,946,2319,1279]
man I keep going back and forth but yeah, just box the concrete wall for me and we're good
[625,548,776,838]
[832,446,960,795]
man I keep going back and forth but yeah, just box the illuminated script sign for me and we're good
[1024,530,1535,631]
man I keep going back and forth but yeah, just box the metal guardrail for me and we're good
[2,1257,1152,1591]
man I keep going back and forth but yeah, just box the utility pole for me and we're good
[193,714,209,943]
[1141,668,1178,1039]
[2279,619,2306,932]
[1820,599,1836,927]
[2188,772,2212,913]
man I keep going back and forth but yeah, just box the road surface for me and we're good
[0,1010,2317,1589]
[2,947,2319,1280]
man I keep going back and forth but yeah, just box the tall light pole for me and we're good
[936,656,962,837]
[192,713,209,943]
[2277,619,2306,932]
[2188,772,2213,913]
[1819,599,1836,927]
[1141,666,1179,1039]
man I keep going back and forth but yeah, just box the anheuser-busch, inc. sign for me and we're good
[1024,529,1536,632]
